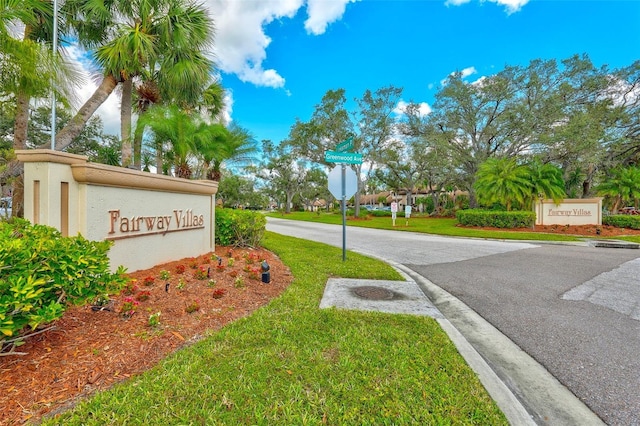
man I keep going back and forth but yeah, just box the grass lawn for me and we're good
[43,232,507,425]
[268,211,585,242]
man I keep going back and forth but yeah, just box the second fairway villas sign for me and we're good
[535,198,603,226]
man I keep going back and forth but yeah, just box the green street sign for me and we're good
[325,150,363,164]
[336,137,353,153]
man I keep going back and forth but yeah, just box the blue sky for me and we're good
[212,0,640,145]
[81,0,640,144]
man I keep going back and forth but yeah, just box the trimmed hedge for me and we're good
[1,219,126,354]
[603,215,640,230]
[456,209,535,228]
[215,208,266,247]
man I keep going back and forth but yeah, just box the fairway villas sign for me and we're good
[535,198,603,226]
[16,150,218,272]
[108,209,205,239]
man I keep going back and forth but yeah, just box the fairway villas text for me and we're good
[108,209,205,237]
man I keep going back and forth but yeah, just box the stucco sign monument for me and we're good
[535,198,603,226]
[16,150,218,272]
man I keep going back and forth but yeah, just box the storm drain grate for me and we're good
[352,286,395,300]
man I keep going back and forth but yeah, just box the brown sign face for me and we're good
[107,209,205,240]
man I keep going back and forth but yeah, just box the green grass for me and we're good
[269,211,584,242]
[43,232,507,425]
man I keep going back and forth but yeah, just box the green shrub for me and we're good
[421,197,436,214]
[215,208,266,247]
[456,209,535,228]
[603,215,640,230]
[0,219,126,354]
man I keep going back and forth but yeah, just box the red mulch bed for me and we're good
[465,223,640,237]
[0,247,293,425]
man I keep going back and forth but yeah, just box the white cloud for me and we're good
[471,75,487,87]
[445,0,529,14]
[221,90,233,126]
[460,66,477,78]
[207,0,355,88]
[394,100,432,117]
[305,0,359,35]
[206,0,302,88]
[440,66,477,86]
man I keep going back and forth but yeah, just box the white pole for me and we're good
[51,0,58,150]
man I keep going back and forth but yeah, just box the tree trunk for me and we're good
[120,79,133,167]
[155,147,164,175]
[42,75,119,152]
[133,122,144,170]
[11,92,30,218]
[285,192,293,213]
[13,92,29,150]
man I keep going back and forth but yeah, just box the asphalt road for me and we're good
[266,217,640,426]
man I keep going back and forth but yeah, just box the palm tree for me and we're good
[139,105,212,179]
[597,166,640,213]
[474,157,532,211]
[196,124,257,182]
[54,0,215,164]
[133,79,225,170]
[526,160,566,206]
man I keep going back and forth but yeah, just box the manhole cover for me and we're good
[352,286,395,300]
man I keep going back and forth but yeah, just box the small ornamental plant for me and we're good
[121,280,138,296]
[176,264,186,274]
[207,279,216,287]
[142,275,155,286]
[228,270,238,278]
[135,290,151,302]
[215,264,225,272]
[185,300,200,313]
[227,249,234,258]
[159,270,170,280]
[177,278,186,290]
[243,251,260,264]
[195,265,208,280]
[120,297,140,319]
[234,276,245,288]
[148,312,161,327]
[212,288,226,299]
[188,258,198,269]
[227,258,235,267]
[247,266,260,281]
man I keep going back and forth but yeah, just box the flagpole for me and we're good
[51,0,58,150]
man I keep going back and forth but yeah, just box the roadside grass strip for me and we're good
[269,211,584,242]
[43,232,507,425]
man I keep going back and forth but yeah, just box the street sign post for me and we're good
[391,202,398,227]
[327,163,358,261]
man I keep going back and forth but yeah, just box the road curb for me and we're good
[394,263,605,426]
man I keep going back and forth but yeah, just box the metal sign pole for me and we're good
[341,163,346,261]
